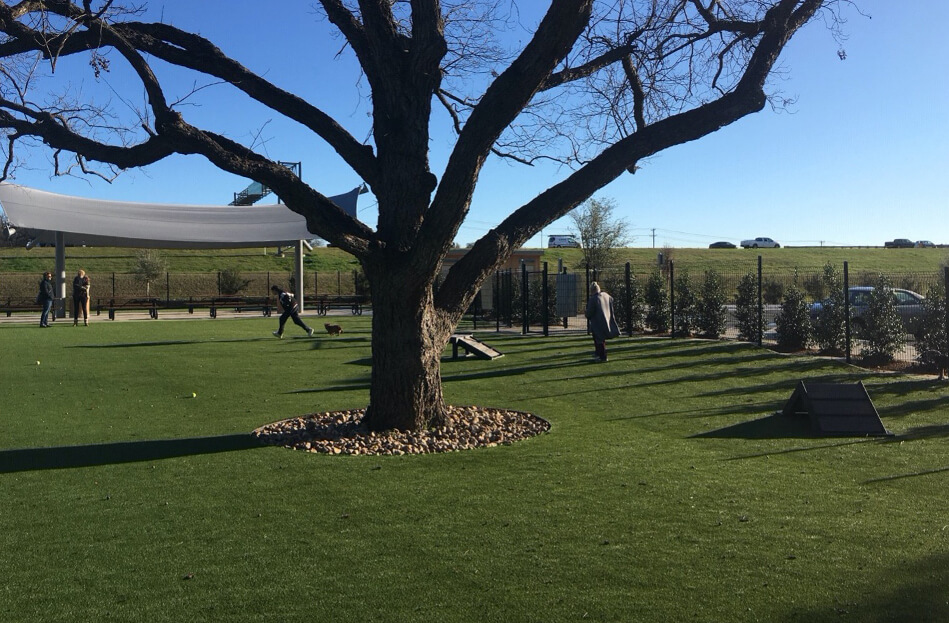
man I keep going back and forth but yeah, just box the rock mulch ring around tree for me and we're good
[253,405,550,456]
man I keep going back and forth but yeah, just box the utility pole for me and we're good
[651,228,656,248]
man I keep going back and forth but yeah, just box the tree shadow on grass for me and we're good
[691,412,822,439]
[70,338,276,349]
[779,552,949,622]
[0,433,264,473]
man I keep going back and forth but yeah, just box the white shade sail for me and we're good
[0,183,361,248]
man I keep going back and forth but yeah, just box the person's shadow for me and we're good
[0,434,264,473]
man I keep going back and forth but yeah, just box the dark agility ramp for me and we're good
[783,381,892,436]
[448,334,503,360]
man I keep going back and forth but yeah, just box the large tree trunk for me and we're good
[361,266,456,432]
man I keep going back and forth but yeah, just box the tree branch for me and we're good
[435,0,825,315]
[420,0,594,268]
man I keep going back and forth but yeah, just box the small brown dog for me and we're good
[324,323,343,336]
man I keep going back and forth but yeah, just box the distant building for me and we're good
[442,248,545,311]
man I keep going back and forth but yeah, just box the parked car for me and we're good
[884,238,914,248]
[810,286,926,336]
[547,235,582,248]
[708,241,736,249]
[740,237,780,249]
[916,240,936,248]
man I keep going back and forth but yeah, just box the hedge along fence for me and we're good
[0,269,367,300]
[490,258,949,368]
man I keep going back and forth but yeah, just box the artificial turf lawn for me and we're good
[1,316,947,622]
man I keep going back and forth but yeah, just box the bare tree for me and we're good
[570,196,630,270]
[0,1,844,431]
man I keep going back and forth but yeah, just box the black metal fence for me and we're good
[482,258,949,369]
[0,269,367,300]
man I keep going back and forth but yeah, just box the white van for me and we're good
[548,235,582,248]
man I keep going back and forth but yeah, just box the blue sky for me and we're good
[4,1,947,249]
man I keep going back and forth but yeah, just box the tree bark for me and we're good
[361,262,455,432]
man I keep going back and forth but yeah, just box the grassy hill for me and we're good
[1,245,947,276]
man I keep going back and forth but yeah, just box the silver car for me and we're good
[810,286,926,336]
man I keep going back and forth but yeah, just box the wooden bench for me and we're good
[311,295,368,316]
[0,298,56,319]
[206,295,272,318]
[95,297,160,320]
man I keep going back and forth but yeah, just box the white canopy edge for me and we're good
[0,183,360,249]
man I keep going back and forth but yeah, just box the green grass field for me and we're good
[2,317,947,622]
[2,245,948,276]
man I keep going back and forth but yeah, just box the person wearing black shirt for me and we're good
[270,285,314,338]
[37,271,55,327]
[72,269,90,326]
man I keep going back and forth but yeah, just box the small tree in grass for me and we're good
[776,284,811,350]
[219,268,251,295]
[627,273,646,333]
[645,271,670,334]
[673,271,697,337]
[812,262,848,353]
[734,272,761,342]
[696,270,728,339]
[861,275,905,362]
[916,284,947,372]
[131,250,167,297]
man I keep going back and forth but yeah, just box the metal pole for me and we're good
[521,261,528,335]
[54,231,66,319]
[495,271,500,332]
[625,262,633,337]
[542,261,549,337]
[943,266,948,362]
[757,256,763,347]
[295,240,305,311]
[844,261,851,364]
[669,260,676,339]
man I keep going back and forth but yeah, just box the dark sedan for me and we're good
[708,241,737,249]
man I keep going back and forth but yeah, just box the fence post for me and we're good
[669,260,676,339]
[940,266,949,361]
[756,256,762,347]
[542,261,549,337]
[112,272,115,298]
[495,271,500,332]
[844,261,851,364]
[585,266,591,335]
[625,262,633,337]
[521,261,528,335]
[166,272,170,303]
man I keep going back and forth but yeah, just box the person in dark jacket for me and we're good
[37,271,55,327]
[72,268,90,326]
[585,282,620,362]
[271,285,314,338]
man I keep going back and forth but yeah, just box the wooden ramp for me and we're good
[448,334,503,360]
[782,381,891,436]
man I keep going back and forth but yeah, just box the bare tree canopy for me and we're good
[570,196,630,270]
[0,0,843,430]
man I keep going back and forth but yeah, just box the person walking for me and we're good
[271,285,314,338]
[37,271,55,327]
[585,281,620,362]
[72,269,90,326]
